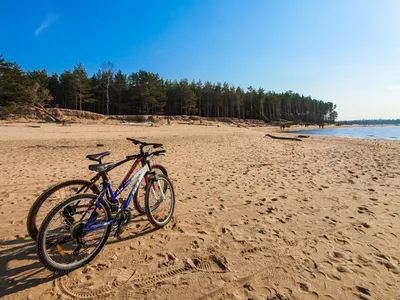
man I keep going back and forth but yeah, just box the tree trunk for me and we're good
[34,105,63,123]
[106,80,110,115]
[199,95,201,117]
[79,91,82,111]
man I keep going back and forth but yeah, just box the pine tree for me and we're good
[72,63,94,111]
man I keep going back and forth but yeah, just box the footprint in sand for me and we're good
[323,216,338,227]
[361,222,371,229]
[333,236,351,246]
[373,253,400,274]
[298,282,319,299]
[357,206,375,216]
[191,238,204,250]
[356,285,371,297]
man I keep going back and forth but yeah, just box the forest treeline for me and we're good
[0,55,338,122]
[342,119,400,125]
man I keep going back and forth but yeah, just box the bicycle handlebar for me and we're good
[125,149,166,161]
[126,137,163,148]
[147,150,166,157]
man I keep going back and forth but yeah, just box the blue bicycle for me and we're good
[36,138,175,274]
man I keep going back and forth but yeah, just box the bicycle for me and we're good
[36,138,175,273]
[26,138,168,241]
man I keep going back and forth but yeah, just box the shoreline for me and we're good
[1,122,399,142]
[286,123,398,131]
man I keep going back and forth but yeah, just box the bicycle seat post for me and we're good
[140,145,144,156]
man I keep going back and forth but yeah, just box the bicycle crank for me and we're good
[70,222,86,256]
[114,209,131,238]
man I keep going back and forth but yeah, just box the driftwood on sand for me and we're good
[264,134,302,141]
[33,105,64,123]
[231,122,249,129]
[177,121,195,125]
[297,135,310,138]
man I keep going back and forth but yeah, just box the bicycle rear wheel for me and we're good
[36,194,111,274]
[145,174,175,228]
[133,164,168,214]
[27,180,100,241]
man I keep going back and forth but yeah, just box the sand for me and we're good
[0,123,399,300]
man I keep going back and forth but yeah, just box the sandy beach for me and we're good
[0,123,399,300]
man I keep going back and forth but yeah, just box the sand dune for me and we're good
[0,123,399,299]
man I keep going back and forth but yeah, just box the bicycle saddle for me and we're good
[86,152,111,163]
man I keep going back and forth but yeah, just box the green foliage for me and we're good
[0,55,30,105]
[27,69,49,87]
[59,70,76,107]
[47,73,60,104]
[0,54,338,122]
[72,63,94,110]
[128,70,166,114]
[108,70,128,114]
[28,82,54,106]
[0,54,53,108]
[4,101,17,116]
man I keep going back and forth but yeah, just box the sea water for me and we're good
[292,125,400,141]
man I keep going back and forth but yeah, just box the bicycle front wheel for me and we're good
[36,194,111,274]
[145,174,175,228]
[133,164,168,214]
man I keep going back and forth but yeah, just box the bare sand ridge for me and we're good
[0,123,399,299]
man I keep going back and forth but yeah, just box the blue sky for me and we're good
[1,0,399,120]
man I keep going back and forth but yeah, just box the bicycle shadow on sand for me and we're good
[0,215,157,298]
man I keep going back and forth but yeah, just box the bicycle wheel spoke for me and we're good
[46,235,72,248]
[145,175,175,228]
[39,195,111,272]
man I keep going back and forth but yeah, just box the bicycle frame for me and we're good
[81,162,150,233]
[74,148,155,200]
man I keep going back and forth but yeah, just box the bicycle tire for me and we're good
[145,174,175,228]
[36,193,111,274]
[133,164,168,214]
[27,180,100,241]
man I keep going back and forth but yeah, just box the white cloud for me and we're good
[387,85,400,91]
[35,13,58,37]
